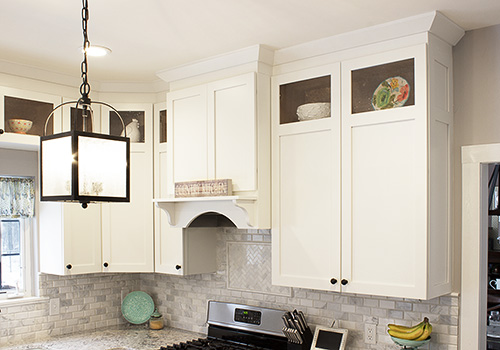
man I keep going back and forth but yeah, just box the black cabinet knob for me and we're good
[341,279,348,285]
[0,129,4,135]
[66,264,72,270]
[330,278,337,285]
[175,265,181,270]
[103,262,109,268]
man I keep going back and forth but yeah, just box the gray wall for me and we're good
[453,24,500,290]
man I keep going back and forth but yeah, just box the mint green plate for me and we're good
[121,291,155,324]
[390,336,431,349]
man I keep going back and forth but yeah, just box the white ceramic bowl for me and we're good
[296,103,331,121]
[8,119,33,134]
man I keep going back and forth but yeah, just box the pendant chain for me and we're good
[80,0,91,104]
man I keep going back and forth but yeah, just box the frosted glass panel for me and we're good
[41,136,72,196]
[78,136,127,197]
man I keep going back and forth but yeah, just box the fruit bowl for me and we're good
[8,119,33,134]
[390,335,431,349]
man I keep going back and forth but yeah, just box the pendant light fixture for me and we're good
[40,0,130,208]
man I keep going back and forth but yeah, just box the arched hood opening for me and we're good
[188,212,237,228]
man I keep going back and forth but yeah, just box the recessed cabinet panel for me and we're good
[275,130,339,290]
[429,120,451,288]
[63,203,102,274]
[343,120,421,293]
[211,75,256,191]
[168,86,208,187]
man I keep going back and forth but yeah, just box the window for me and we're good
[0,177,35,299]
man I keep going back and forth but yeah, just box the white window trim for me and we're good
[460,143,500,349]
[0,215,37,300]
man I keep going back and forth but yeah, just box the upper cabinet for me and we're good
[272,34,455,299]
[164,72,271,228]
[100,103,154,273]
[0,87,62,150]
[340,43,453,299]
[272,64,342,291]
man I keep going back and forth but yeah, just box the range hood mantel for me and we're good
[153,196,257,229]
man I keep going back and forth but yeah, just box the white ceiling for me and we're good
[1,0,500,84]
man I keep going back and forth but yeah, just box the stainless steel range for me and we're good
[160,301,305,350]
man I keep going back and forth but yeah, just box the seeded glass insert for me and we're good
[351,58,414,114]
[4,96,54,135]
[109,110,145,143]
[279,75,330,124]
[159,109,167,143]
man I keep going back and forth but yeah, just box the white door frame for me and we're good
[461,143,500,349]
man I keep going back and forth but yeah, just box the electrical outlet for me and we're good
[364,323,377,344]
[49,298,60,315]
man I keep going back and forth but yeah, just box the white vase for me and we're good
[121,118,140,142]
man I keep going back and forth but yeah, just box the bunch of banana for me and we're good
[387,317,432,341]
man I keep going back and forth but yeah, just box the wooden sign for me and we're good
[175,179,232,198]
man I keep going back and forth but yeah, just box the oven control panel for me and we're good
[234,308,261,325]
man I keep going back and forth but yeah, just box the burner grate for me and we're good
[160,338,266,350]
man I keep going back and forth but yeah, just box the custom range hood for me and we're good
[153,196,260,229]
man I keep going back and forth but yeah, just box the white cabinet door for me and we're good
[63,203,102,274]
[39,202,101,275]
[208,73,256,191]
[272,64,341,291]
[101,103,154,273]
[340,44,452,299]
[167,85,208,196]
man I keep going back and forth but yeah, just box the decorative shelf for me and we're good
[153,196,257,229]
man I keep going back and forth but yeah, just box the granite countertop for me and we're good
[0,325,204,350]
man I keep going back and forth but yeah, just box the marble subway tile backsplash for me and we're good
[0,228,459,349]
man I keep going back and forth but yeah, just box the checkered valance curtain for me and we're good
[0,177,35,218]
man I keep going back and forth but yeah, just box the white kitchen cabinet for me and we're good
[272,40,453,299]
[39,202,102,275]
[100,103,154,273]
[153,103,219,275]
[166,73,257,193]
[272,64,342,291]
[0,87,62,151]
[341,42,452,299]
[165,72,270,228]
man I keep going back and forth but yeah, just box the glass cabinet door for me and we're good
[4,95,55,136]
[279,75,331,124]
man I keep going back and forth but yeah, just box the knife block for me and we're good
[287,327,313,350]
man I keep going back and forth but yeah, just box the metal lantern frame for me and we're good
[39,0,130,208]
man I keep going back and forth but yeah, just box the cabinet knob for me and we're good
[330,278,337,285]
[0,129,4,135]
[175,265,181,270]
[341,279,348,285]
[66,264,72,270]
[103,262,109,268]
